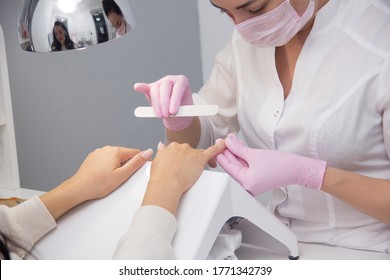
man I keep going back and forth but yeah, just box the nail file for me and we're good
[134,105,219,118]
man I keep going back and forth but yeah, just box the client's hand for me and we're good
[72,146,152,200]
[40,146,152,220]
[142,140,226,214]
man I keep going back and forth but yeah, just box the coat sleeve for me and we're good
[0,196,56,259]
[113,205,177,260]
[380,54,390,158]
[193,32,241,149]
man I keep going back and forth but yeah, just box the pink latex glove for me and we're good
[134,75,193,131]
[217,134,327,196]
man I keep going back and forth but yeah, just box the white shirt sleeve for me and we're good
[113,205,177,260]
[193,33,241,149]
[379,54,390,157]
[0,196,56,259]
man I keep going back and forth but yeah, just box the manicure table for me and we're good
[28,162,299,259]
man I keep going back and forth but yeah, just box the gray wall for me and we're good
[197,0,233,81]
[0,0,203,191]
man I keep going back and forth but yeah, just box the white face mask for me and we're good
[235,0,315,48]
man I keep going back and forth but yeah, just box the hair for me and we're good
[0,234,11,260]
[102,0,123,17]
[51,21,76,51]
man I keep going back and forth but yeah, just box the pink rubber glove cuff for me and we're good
[163,116,193,131]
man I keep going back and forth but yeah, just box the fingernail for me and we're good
[140,148,153,160]
[157,141,165,150]
[215,138,224,144]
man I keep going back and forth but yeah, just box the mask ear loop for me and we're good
[298,0,315,18]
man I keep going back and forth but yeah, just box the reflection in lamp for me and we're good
[18,0,135,52]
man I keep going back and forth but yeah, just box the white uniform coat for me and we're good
[194,0,390,253]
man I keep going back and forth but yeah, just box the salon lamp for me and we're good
[17,0,135,52]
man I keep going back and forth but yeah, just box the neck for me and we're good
[284,0,330,50]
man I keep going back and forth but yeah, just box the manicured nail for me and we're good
[157,141,166,150]
[140,148,153,160]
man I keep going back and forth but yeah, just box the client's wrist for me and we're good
[142,179,184,215]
